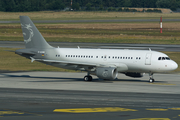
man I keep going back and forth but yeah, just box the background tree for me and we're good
[86,3,92,11]
[131,0,143,7]
[99,4,104,10]
[156,0,170,8]
[51,0,65,10]
[4,0,16,12]
[143,0,156,8]
[123,0,132,7]
[107,7,116,11]
[170,0,178,11]
[0,0,5,11]
[72,2,80,10]
[0,0,179,12]
[16,0,31,12]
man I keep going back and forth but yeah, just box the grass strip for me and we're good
[0,48,74,72]
[1,11,180,21]
[0,36,180,45]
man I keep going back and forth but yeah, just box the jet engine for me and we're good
[96,67,118,80]
[124,72,144,78]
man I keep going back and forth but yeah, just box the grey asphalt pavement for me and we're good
[0,72,180,120]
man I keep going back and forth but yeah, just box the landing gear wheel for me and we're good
[149,79,154,83]
[84,75,92,81]
[149,73,155,83]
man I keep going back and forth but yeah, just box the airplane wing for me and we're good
[29,57,120,72]
[42,59,98,66]
[30,57,106,67]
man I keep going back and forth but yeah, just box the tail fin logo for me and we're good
[21,24,34,44]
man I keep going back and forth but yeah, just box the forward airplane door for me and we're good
[145,53,152,65]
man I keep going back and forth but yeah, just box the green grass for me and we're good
[0,48,75,72]
[1,26,180,45]
[1,11,180,21]
[1,36,180,45]
[0,36,22,41]
[1,27,180,36]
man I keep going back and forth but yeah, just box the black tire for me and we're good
[88,76,92,81]
[149,79,154,83]
[84,76,89,81]
[84,75,92,81]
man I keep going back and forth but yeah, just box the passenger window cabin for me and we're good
[65,54,136,61]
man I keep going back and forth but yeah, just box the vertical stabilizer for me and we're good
[20,16,53,49]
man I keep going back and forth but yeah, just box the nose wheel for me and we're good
[149,73,155,83]
[84,75,92,81]
[149,78,154,83]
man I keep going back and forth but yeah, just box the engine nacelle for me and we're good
[125,72,144,78]
[96,67,118,80]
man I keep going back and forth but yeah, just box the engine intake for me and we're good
[96,67,118,80]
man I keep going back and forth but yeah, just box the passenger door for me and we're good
[145,53,152,65]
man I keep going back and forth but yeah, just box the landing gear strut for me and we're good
[149,73,155,83]
[84,73,92,81]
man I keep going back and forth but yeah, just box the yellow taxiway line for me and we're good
[129,118,170,120]
[53,107,137,113]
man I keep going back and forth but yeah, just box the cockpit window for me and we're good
[166,57,170,60]
[158,57,170,60]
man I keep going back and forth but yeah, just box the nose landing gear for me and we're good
[149,73,155,83]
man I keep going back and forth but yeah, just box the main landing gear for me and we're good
[84,74,92,81]
[149,73,155,83]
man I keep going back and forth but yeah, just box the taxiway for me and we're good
[0,72,180,120]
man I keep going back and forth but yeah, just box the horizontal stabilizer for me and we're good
[15,49,36,55]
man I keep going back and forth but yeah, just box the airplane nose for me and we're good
[171,61,178,70]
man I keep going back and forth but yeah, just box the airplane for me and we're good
[15,16,178,83]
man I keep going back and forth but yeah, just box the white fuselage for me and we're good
[43,48,178,73]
